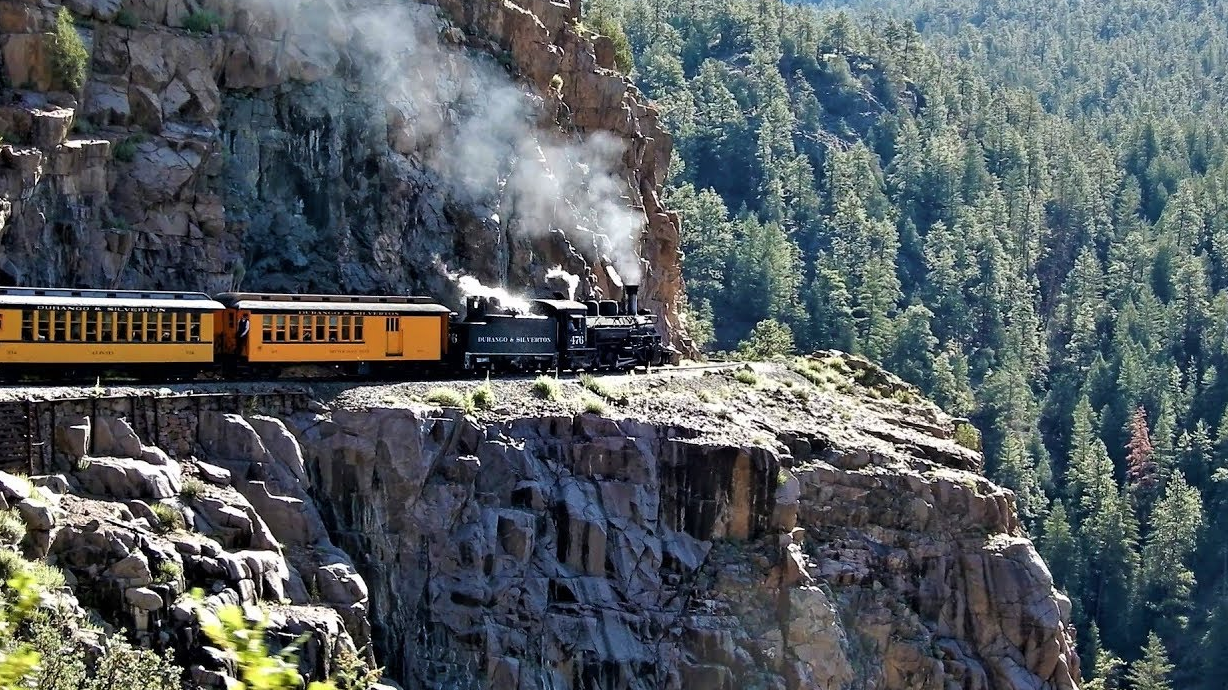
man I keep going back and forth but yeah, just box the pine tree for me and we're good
[616,0,1228,673]
[1200,595,1228,689]
[884,304,938,390]
[737,319,795,359]
[1125,632,1173,690]
[1038,500,1082,595]
[1066,395,1101,511]
[930,347,975,417]
[726,216,801,336]
[1138,471,1203,639]
[805,262,856,352]
[1126,407,1159,493]
[1083,640,1125,690]
[994,432,1047,526]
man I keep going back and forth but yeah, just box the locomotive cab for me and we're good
[530,299,595,371]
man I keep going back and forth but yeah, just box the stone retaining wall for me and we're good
[0,390,309,473]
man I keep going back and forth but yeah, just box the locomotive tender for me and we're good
[0,284,672,381]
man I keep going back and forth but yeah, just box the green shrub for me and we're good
[954,422,981,452]
[426,387,467,409]
[71,117,96,135]
[51,7,89,92]
[582,397,606,415]
[586,14,633,73]
[579,374,615,399]
[190,589,338,690]
[0,571,45,686]
[180,477,205,501]
[182,9,221,33]
[0,551,62,591]
[0,570,256,690]
[0,510,26,547]
[0,549,25,581]
[113,137,140,162]
[153,560,181,585]
[87,635,181,689]
[329,644,382,690]
[792,357,854,393]
[24,609,87,687]
[149,502,185,533]
[6,475,33,496]
[531,375,561,401]
[23,606,181,689]
[26,561,64,590]
[734,369,759,386]
[737,319,795,360]
[115,8,139,28]
[891,388,921,404]
[469,378,496,410]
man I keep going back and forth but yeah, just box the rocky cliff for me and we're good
[0,355,1081,689]
[0,0,686,345]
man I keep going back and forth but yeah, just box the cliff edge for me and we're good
[0,354,1079,689]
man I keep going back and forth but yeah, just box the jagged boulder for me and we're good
[198,412,271,464]
[248,415,309,484]
[190,488,280,551]
[0,471,32,504]
[783,586,854,690]
[75,456,182,500]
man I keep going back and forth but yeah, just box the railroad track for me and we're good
[0,361,747,393]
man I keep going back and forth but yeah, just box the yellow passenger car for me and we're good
[0,287,223,375]
[213,293,452,370]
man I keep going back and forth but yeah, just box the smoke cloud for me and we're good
[545,266,580,300]
[454,274,531,313]
[335,0,646,285]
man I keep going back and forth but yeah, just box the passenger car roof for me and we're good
[215,292,451,315]
[0,287,223,311]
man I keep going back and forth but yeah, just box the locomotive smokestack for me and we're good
[625,285,639,315]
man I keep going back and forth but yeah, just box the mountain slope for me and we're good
[603,0,1228,684]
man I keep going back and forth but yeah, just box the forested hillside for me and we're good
[586,0,1228,686]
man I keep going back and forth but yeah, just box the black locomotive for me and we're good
[450,285,675,372]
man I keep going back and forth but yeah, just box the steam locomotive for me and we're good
[0,283,674,382]
[453,286,670,372]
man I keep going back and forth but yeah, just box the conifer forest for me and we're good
[588,0,1228,685]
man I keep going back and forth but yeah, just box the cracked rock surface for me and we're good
[4,353,1078,689]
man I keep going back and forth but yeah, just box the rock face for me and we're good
[0,409,374,687]
[0,0,688,347]
[284,359,1076,690]
[7,356,1079,689]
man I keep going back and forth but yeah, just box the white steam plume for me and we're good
[545,266,580,301]
[281,0,647,285]
[455,275,531,314]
